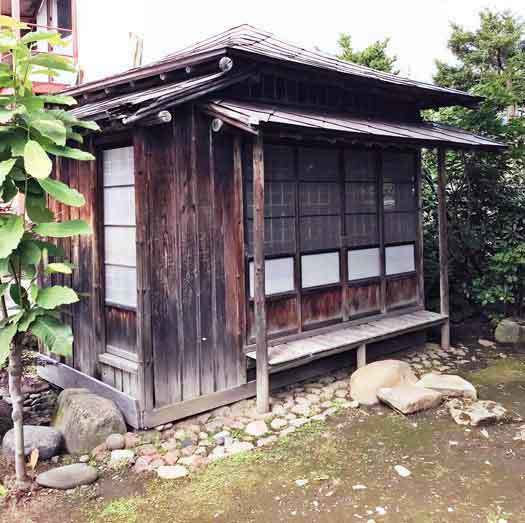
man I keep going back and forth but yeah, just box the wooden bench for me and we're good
[246,310,448,373]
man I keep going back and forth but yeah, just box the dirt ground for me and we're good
[2,324,525,523]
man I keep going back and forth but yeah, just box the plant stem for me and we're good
[9,339,29,489]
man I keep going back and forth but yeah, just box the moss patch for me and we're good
[467,357,525,386]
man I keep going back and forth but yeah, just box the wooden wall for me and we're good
[145,107,246,408]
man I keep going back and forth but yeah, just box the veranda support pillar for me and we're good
[253,133,269,413]
[437,148,450,350]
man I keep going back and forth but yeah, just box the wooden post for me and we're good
[10,1,20,35]
[437,148,450,350]
[415,150,425,307]
[253,133,269,414]
[357,343,366,368]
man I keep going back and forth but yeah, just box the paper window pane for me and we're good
[103,147,134,187]
[249,257,295,297]
[104,187,136,226]
[348,248,380,280]
[105,265,137,307]
[301,252,340,288]
[385,244,415,275]
[104,227,136,267]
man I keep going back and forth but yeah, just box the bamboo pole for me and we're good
[437,148,450,350]
[253,134,269,413]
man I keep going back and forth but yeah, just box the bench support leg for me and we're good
[441,320,450,351]
[357,344,367,368]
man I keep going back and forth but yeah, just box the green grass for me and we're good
[96,499,139,523]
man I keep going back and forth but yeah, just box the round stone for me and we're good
[36,463,98,490]
[245,420,268,437]
[157,465,189,479]
[270,418,288,431]
[2,425,62,460]
[105,433,125,451]
[110,449,135,466]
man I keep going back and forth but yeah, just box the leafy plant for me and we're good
[424,9,525,321]
[337,33,399,74]
[0,15,98,486]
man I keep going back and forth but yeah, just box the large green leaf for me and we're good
[21,31,64,46]
[43,143,95,161]
[38,177,85,207]
[26,192,54,223]
[39,94,77,107]
[9,282,27,307]
[17,239,41,265]
[18,95,44,112]
[17,308,46,332]
[24,140,52,179]
[36,285,78,309]
[1,177,18,202]
[0,321,17,367]
[0,108,14,124]
[34,219,91,238]
[0,15,28,29]
[29,117,66,146]
[29,315,73,356]
[0,158,16,186]
[0,215,24,257]
[28,53,76,73]
[3,129,27,157]
[34,240,64,258]
[45,262,73,275]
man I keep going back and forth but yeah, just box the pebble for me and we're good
[394,465,411,478]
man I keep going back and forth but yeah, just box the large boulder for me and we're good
[53,389,126,454]
[416,373,477,400]
[377,385,443,414]
[350,360,418,406]
[495,318,525,345]
[448,399,508,426]
[36,463,98,490]
[2,425,62,460]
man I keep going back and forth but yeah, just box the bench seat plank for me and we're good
[246,310,447,367]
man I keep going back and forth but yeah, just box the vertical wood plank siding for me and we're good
[148,107,246,408]
[134,128,154,410]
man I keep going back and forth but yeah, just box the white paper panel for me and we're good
[104,187,136,226]
[104,227,136,267]
[105,265,137,307]
[249,257,295,297]
[348,248,380,280]
[386,244,415,275]
[103,147,135,187]
[301,252,340,288]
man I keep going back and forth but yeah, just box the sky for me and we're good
[76,0,525,83]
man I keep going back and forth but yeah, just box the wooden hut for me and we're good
[38,25,505,428]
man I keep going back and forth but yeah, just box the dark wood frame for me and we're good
[244,142,419,345]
